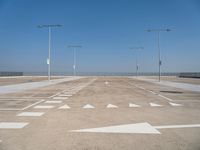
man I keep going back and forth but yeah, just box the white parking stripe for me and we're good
[34,105,54,109]
[53,97,69,100]
[45,100,62,104]
[17,112,44,117]
[0,122,29,129]
[58,94,72,97]
[150,103,162,107]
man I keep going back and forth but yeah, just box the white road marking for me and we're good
[150,103,162,107]
[17,112,44,117]
[0,122,29,129]
[83,104,95,109]
[148,90,157,95]
[53,97,68,100]
[129,103,140,108]
[139,87,146,90]
[34,105,54,109]
[158,94,173,102]
[59,104,71,109]
[70,122,200,134]
[70,122,160,134]
[21,100,45,110]
[154,124,200,129]
[169,102,183,107]
[45,100,62,104]
[105,81,109,85]
[58,94,72,97]
[107,104,118,108]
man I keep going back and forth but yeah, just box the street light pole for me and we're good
[68,45,82,76]
[38,24,62,81]
[130,47,144,77]
[48,27,51,81]
[146,29,171,82]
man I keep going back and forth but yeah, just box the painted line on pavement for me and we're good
[0,122,29,129]
[45,100,62,104]
[34,105,54,109]
[21,100,45,110]
[53,97,69,100]
[17,112,44,117]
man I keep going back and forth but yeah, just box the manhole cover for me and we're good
[160,91,183,94]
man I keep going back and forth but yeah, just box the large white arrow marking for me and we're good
[70,122,200,134]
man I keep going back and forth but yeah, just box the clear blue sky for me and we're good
[0,0,200,73]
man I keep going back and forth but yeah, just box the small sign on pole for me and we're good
[47,58,50,65]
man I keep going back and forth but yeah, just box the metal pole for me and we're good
[73,48,76,76]
[136,52,138,77]
[48,27,51,81]
[158,31,161,82]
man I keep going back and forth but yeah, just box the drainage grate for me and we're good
[160,91,183,94]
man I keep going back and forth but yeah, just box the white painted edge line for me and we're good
[58,94,72,97]
[21,100,45,110]
[53,97,69,100]
[0,122,29,129]
[150,103,162,107]
[45,100,62,104]
[169,102,183,106]
[59,104,71,109]
[0,108,22,111]
[17,112,44,117]
[83,104,95,109]
[158,94,174,102]
[129,103,140,108]
[107,104,118,108]
[34,105,54,109]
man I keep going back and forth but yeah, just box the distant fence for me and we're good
[178,72,200,78]
[23,72,179,76]
[0,72,23,77]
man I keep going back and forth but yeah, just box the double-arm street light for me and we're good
[38,24,62,81]
[68,45,82,76]
[130,47,144,77]
[146,28,171,82]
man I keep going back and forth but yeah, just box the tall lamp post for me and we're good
[130,47,144,77]
[146,29,171,82]
[68,45,82,76]
[38,24,62,81]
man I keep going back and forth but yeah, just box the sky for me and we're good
[0,0,200,74]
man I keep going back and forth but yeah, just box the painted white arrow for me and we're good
[83,104,95,109]
[107,104,118,108]
[129,103,140,108]
[70,122,200,134]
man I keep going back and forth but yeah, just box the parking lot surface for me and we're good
[0,77,200,150]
